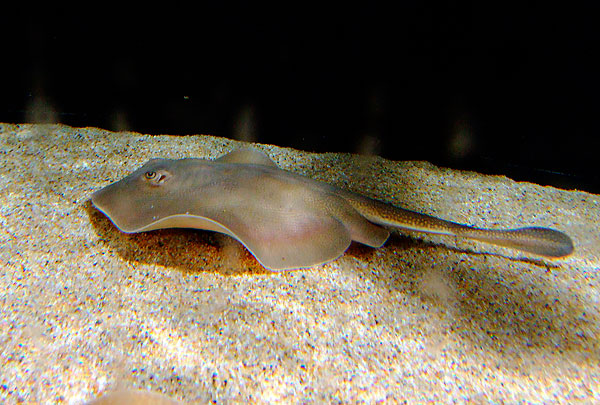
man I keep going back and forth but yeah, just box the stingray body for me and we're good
[91,149,573,271]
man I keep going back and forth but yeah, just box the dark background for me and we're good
[2,4,598,191]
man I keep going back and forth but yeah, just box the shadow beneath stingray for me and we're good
[86,199,270,275]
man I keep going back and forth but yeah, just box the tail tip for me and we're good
[519,227,574,258]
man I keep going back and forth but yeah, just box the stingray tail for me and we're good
[345,193,574,258]
[455,226,574,258]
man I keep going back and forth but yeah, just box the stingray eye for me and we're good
[143,169,172,186]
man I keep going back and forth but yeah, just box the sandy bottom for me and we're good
[0,123,598,403]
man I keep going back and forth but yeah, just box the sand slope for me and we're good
[0,123,598,403]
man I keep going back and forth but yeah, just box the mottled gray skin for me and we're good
[91,149,573,271]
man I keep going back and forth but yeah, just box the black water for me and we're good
[3,4,598,192]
